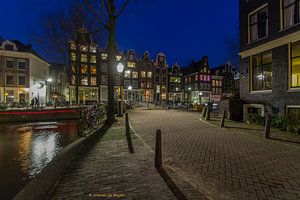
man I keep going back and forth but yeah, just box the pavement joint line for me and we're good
[198,117,300,149]
[129,121,154,153]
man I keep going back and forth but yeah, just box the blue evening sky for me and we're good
[0,0,239,67]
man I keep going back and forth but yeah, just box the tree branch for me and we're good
[116,0,131,18]
[84,0,109,29]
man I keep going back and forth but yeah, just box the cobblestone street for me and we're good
[50,121,176,200]
[129,109,300,200]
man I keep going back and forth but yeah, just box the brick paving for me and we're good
[129,109,300,200]
[50,120,176,200]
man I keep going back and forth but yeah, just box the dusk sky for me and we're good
[0,0,239,67]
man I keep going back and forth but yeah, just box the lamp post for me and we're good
[186,87,191,110]
[117,63,124,117]
[199,91,203,105]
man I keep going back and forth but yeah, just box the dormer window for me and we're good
[5,44,14,51]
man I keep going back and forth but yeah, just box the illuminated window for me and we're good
[141,71,146,78]
[282,0,300,29]
[90,65,97,75]
[251,51,272,91]
[203,75,207,81]
[81,54,87,62]
[101,53,108,60]
[127,62,136,68]
[91,77,97,86]
[90,55,96,63]
[170,77,181,83]
[71,75,76,85]
[116,55,122,61]
[81,64,88,74]
[195,75,198,80]
[147,81,152,88]
[207,76,211,81]
[71,63,76,73]
[80,45,88,52]
[141,80,146,88]
[147,72,152,78]
[70,43,76,50]
[90,46,96,53]
[81,77,88,85]
[212,80,216,86]
[71,52,76,61]
[125,70,131,78]
[249,6,268,42]
[132,71,138,79]
[291,41,300,88]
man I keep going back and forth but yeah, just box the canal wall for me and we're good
[13,124,110,200]
[0,109,80,123]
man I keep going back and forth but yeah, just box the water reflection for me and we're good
[0,120,78,200]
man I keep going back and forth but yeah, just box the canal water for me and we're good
[0,120,79,200]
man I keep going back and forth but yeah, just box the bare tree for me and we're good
[84,0,132,125]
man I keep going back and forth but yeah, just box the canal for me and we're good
[0,120,79,200]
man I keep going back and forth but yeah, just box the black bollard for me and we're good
[201,107,207,118]
[264,114,271,139]
[125,113,134,153]
[205,106,210,121]
[220,110,226,127]
[155,129,162,169]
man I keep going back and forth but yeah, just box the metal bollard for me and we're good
[220,110,226,128]
[264,114,271,139]
[125,113,134,153]
[155,129,162,169]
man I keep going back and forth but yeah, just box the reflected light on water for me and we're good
[29,131,62,177]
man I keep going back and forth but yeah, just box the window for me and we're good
[170,77,181,83]
[124,80,131,89]
[162,69,167,74]
[80,45,88,52]
[141,71,146,78]
[81,77,88,85]
[147,72,152,78]
[195,75,198,81]
[81,54,87,62]
[18,60,26,70]
[6,59,13,69]
[127,62,136,68]
[132,80,138,88]
[101,75,108,84]
[6,90,14,102]
[71,63,76,73]
[132,71,138,79]
[71,52,76,61]
[155,68,160,74]
[125,70,131,78]
[71,75,76,85]
[81,64,88,74]
[90,65,97,75]
[200,75,203,81]
[162,76,167,83]
[6,74,13,85]
[70,43,76,50]
[18,75,26,85]
[101,53,108,60]
[251,51,272,91]
[291,41,300,88]
[90,55,96,63]
[147,81,152,88]
[90,46,96,53]
[212,80,216,86]
[101,63,108,73]
[155,76,160,83]
[141,80,146,88]
[91,77,97,86]
[116,55,122,61]
[249,6,268,42]
[282,0,300,28]
[5,44,14,51]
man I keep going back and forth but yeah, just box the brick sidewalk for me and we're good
[50,120,176,200]
[130,109,300,200]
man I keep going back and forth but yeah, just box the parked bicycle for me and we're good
[82,103,106,130]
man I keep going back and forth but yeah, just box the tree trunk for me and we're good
[106,0,116,125]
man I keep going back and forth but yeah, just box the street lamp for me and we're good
[199,91,203,105]
[186,87,191,110]
[117,63,124,116]
[46,78,53,106]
